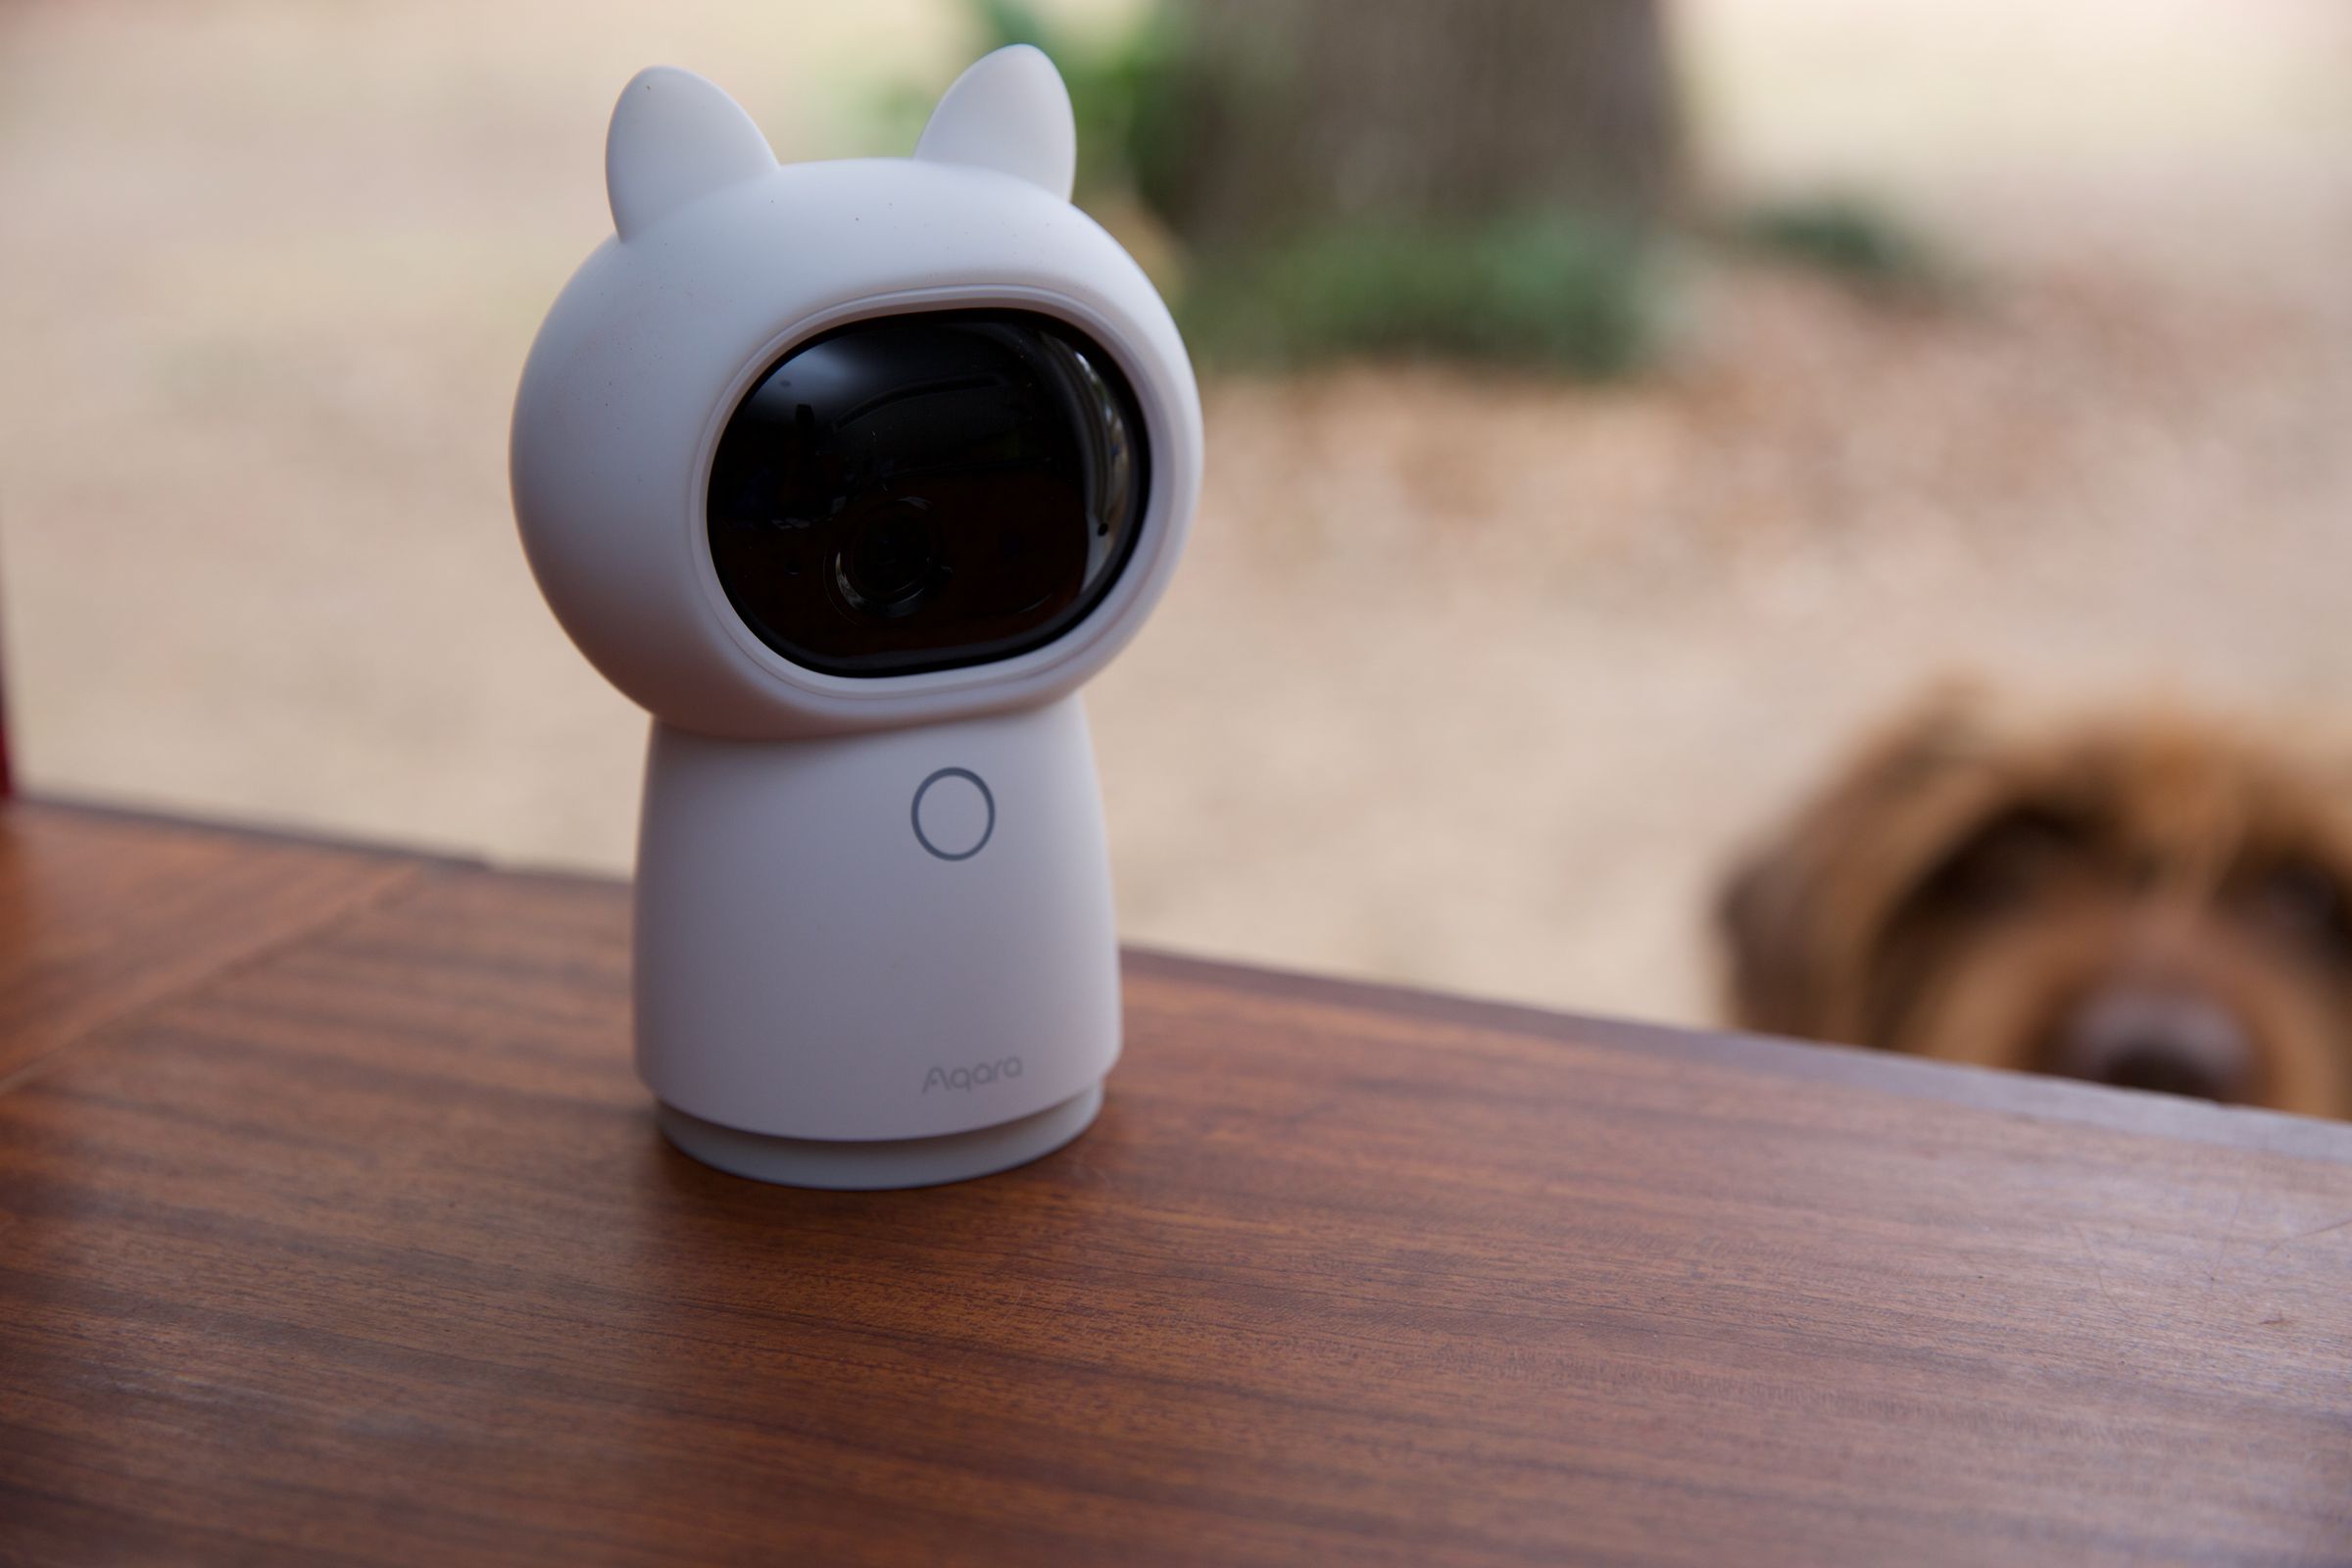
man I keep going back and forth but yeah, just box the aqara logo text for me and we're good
[922,1056,1024,1094]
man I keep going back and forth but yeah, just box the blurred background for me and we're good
[1,0,2347,1028]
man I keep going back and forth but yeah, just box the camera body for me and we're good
[511,47,1201,1186]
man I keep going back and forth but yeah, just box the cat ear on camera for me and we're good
[915,44,1077,201]
[603,47,1073,242]
[605,66,775,241]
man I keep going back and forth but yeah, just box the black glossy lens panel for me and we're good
[707,309,1152,677]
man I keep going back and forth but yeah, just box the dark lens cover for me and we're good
[706,309,1151,677]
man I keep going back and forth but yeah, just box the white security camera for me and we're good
[510,46,1202,1188]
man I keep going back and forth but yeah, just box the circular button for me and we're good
[911,767,995,861]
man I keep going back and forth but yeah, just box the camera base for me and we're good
[655,1083,1102,1190]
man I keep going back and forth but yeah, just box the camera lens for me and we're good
[837,501,940,617]
[706,309,1152,677]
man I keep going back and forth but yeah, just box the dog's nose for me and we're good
[2046,988,2254,1102]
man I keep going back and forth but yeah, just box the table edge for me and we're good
[21,795,2349,1167]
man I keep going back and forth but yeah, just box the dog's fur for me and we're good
[1718,690,2352,1118]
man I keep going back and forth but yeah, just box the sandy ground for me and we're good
[3,0,2349,1027]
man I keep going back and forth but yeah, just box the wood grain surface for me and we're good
[0,803,419,1086]
[0,803,2348,1566]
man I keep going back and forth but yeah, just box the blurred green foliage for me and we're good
[1730,196,1947,298]
[1178,212,1661,377]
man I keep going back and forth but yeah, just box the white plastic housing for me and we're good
[508,48,1201,1186]
[636,697,1118,1142]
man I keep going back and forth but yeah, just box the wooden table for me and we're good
[1,802,2347,1566]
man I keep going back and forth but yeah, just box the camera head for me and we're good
[512,47,1201,739]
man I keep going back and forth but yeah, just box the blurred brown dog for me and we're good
[1718,691,2352,1118]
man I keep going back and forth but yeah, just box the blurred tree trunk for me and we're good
[1142,0,1682,250]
